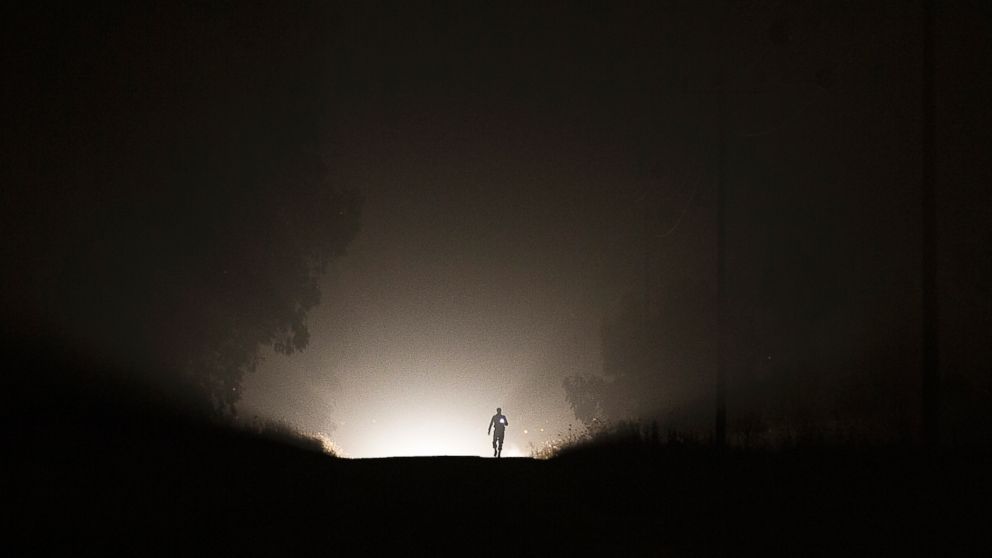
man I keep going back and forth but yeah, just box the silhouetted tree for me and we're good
[2,3,362,414]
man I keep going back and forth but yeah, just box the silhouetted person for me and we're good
[488,407,508,457]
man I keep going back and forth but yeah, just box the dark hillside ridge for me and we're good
[3,335,990,555]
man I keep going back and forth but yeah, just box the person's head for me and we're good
[496,407,502,414]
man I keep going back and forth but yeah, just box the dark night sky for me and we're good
[3,2,990,456]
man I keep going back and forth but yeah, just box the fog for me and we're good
[3,1,990,457]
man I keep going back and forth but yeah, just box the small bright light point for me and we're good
[524,429,528,434]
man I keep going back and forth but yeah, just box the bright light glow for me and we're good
[342,412,516,458]
[277,358,579,459]
[499,444,525,458]
[308,432,347,457]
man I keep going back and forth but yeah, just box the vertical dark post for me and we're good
[921,0,939,449]
[715,75,727,449]
[644,189,651,325]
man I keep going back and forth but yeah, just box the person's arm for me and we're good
[488,416,494,434]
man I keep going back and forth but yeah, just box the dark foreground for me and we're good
[3,345,990,556]
[6,429,991,556]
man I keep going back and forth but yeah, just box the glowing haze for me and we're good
[225,2,991,454]
[237,117,650,457]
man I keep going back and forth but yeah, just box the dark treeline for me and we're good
[2,3,361,413]
[564,1,992,448]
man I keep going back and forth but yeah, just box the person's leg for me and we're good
[492,432,498,456]
[497,432,504,457]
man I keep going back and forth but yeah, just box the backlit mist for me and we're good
[4,1,990,458]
